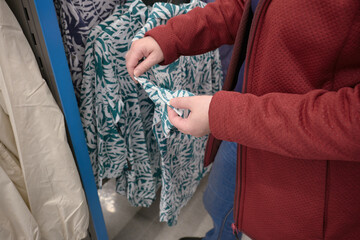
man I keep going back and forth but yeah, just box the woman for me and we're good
[126,0,360,239]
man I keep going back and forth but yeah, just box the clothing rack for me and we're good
[5,0,109,239]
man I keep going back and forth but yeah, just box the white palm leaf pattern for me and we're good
[79,4,132,189]
[79,0,222,224]
[53,0,121,99]
[131,0,222,225]
[80,0,160,208]
[134,75,194,136]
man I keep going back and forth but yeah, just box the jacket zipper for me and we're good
[233,0,271,233]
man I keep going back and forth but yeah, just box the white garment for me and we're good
[0,0,89,239]
[0,142,39,240]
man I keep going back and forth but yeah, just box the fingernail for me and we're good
[134,69,139,77]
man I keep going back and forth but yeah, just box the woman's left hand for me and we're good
[168,95,212,137]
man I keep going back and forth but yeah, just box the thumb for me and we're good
[134,53,161,77]
[167,105,190,134]
[170,97,193,110]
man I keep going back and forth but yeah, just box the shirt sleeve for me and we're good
[208,84,360,162]
[145,0,245,64]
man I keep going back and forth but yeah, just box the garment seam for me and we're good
[0,142,19,170]
[217,207,234,240]
[240,146,246,229]
[238,0,269,230]
[322,160,330,239]
[330,7,358,91]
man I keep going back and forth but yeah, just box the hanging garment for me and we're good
[81,0,160,208]
[80,0,136,191]
[80,0,222,225]
[0,89,38,240]
[53,0,122,99]
[132,3,222,224]
[0,98,28,206]
[0,144,40,240]
[80,0,160,209]
[0,1,89,239]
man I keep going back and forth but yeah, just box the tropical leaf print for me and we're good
[79,3,132,189]
[79,0,222,224]
[131,0,222,225]
[53,0,122,100]
[80,0,159,208]
[135,75,194,136]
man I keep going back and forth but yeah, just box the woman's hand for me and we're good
[168,96,212,137]
[125,36,164,81]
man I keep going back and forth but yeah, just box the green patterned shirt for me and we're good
[80,0,222,225]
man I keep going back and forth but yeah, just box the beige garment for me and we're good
[0,162,40,240]
[0,92,29,204]
[0,142,40,240]
[0,0,89,239]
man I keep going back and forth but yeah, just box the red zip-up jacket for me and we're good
[146,0,360,239]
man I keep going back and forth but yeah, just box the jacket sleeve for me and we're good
[209,84,360,161]
[145,0,245,65]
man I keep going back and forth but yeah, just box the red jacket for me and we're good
[146,0,360,239]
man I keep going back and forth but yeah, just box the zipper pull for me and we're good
[232,223,240,240]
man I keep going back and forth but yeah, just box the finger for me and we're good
[169,97,194,110]
[126,47,144,81]
[133,53,160,77]
[168,106,190,134]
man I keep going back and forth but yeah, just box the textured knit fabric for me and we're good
[201,0,234,85]
[53,0,121,99]
[146,0,360,239]
[202,1,258,239]
[80,0,222,224]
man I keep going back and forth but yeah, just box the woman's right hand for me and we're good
[125,36,164,81]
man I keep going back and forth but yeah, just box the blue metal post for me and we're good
[31,1,109,239]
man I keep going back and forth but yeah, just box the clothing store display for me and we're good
[133,4,222,223]
[5,0,359,238]
[80,0,222,225]
[146,0,360,238]
[81,0,158,208]
[0,1,89,239]
[54,0,121,99]
[80,0,136,191]
[79,5,132,191]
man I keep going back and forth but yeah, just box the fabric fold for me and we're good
[135,75,194,137]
